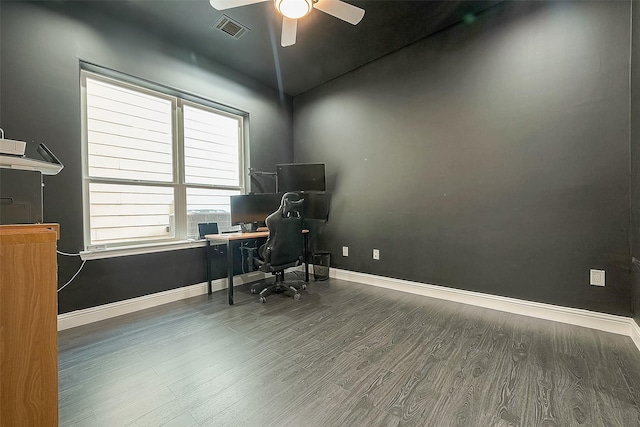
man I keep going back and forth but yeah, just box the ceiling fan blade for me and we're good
[209,0,269,11]
[281,16,297,47]
[313,0,365,25]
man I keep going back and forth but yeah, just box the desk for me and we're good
[1,224,59,426]
[205,230,309,305]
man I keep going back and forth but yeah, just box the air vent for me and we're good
[213,15,250,39]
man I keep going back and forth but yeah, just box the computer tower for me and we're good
[0,169,43,224]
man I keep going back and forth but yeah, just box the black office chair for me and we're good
[251,192,306,303]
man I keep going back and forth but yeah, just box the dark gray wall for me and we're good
[294,1,633,316]
[0,1,293,313]
[632,0,640,327]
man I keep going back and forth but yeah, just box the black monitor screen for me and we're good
[276,163,326,193]
[300,192,330,220]
[230,193,282,225]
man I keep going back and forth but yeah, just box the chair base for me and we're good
[250,271,306,303]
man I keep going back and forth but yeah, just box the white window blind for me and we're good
[82,71,245,248]
[183,104,241,187]
[86,78,174,182]
[89,183,174,245]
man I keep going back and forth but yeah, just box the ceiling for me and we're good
[84,0,500,97]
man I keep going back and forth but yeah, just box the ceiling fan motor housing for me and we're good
[210,0,365,47]
[275,0,313,20]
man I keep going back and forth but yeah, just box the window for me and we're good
[82,71,244,249]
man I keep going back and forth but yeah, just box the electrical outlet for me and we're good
[342,246,349,257]
[373,249,380,260]
[590,269,605,287]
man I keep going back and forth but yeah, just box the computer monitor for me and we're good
[230,193,282,226]
[300,192,330,220]
[276,163,326,193]
[197,222,219,239]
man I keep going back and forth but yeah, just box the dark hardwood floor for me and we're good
[58,275,640,426]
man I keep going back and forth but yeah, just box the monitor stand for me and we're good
[241,222,257,233]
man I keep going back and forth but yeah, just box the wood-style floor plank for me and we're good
[59,277,640,426]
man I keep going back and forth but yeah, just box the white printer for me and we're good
[0,129,63,224]
[0,129,63,175]
[0,128,27,156]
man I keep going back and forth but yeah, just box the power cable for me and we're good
[56,250,87,292]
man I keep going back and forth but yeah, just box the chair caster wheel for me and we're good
[294,293,301,300]
[259,296,266,303]
[301,284,307,290]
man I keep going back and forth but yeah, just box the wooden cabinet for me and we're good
[1,224,59,426]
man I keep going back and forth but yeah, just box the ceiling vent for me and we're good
[213,15,250,39]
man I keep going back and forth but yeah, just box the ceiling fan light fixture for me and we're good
[275,0,313,20]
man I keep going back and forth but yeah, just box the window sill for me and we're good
[80,240,208,260]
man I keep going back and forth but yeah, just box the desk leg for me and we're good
[206,240,212,295]
[304,233,309,283]
[227,240,234,305]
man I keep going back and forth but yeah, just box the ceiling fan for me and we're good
[209,0,365,47]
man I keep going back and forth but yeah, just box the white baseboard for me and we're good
[631,319,640,351]
[57,265,640,355]
[331,268,640,353]
[57,271,266,331]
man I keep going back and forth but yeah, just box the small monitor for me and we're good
[230,193,283,226]
[276,163,325,193]
[198,222,219,239]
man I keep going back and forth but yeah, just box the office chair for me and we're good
[251,192,306,303]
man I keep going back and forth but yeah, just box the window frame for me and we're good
[80,69,246,252]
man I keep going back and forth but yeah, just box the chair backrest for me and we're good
[198,222,219,239]
[267,214,304,269]
[263,192,305,271]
